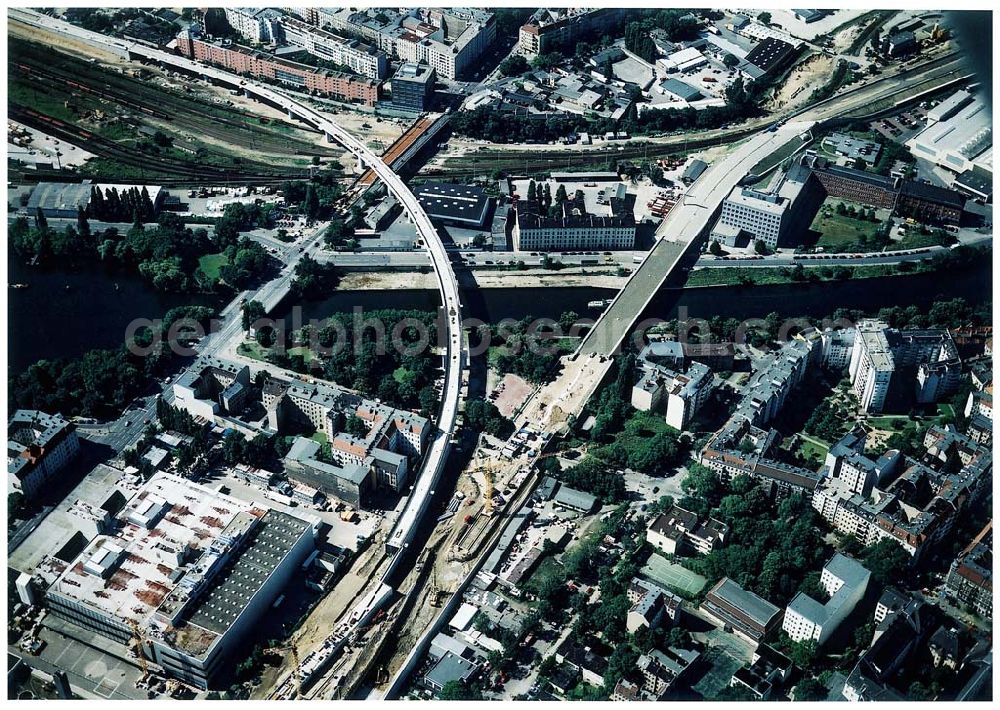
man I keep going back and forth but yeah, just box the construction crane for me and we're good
[266,643,303,698]
[127,619,151,683]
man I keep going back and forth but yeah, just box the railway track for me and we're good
[10,46,339,159]
[432,50,965,178]
[10,103,308,183]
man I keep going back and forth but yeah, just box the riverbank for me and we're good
[339,268,628,291]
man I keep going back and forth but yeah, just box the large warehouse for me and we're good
[907,89,992,176]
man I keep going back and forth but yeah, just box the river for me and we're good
[7,260,223,375]
[275,263,991,328]
[8,262,990,374]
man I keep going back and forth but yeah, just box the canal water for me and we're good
[8,260,990,375]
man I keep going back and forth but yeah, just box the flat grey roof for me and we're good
[186,510,310,636]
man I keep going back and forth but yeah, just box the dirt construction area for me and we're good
[489,373,534,419]
[768,52,837,112]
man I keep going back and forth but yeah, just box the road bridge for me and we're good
[11,7,467,566]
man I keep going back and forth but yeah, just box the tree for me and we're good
[758,11,772,25]
[723,53,739,68]
[8,492,26,522]
[241,300,266,332]
[499,54,529,76]
[709,240,723,256]
[860,538,910,587]
[794,677,828,701]
[437,680,483,701]
[754,239,768,255]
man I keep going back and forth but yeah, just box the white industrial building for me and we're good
[37,473,318,689]
[782,553,870,645]
[907,89,992,176]
[709,164,812,249]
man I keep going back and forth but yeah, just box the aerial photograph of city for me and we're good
[4,3,994,703]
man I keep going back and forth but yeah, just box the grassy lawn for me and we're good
[197,252,229,281]
[310,431,328,444]
[237,341,266,360]
[750,134,808,176]
[798,437,829,467]
[809,200,883,251]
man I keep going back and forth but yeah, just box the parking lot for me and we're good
[28,623,149,700]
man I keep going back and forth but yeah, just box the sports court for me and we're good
[641,553,707,596]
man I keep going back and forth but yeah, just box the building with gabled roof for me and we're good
[8,410,80,501]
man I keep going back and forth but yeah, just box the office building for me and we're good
[710,164,814,249]
[39,473,317,689]
[392,62,436,111]
[896,180,966,225]
[281,16,388,79]
[782,553,871,645]
[701,577,783,645]
[8,410,80,501]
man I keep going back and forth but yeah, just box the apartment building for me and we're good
[812,435,991,559]
[631,341,714,432]
[821,327,856,370]
[8,410,81,501]
[782,553,871,645]
[318,7,494,79]
[224,7,283,44]
[647,506,729,556]
[849,320,962,413]
[281,16,388,79]
[849,321,895,412]
[512,199,636,251]
[944,521,992,619]
[518,8,625,57]
[176,30,380,105]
